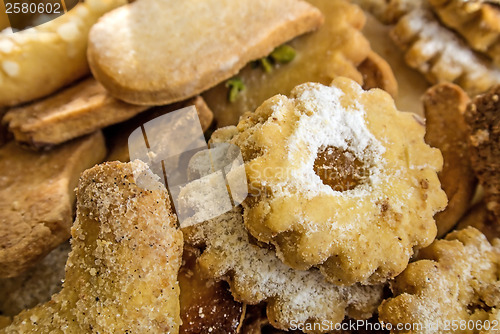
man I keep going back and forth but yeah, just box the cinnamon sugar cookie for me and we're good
[429,0,500,66]
[1,161,183,333]
[379,227,500,334]
[391,9,500,96]
[220,77,447,285]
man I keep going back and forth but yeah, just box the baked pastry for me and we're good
[391,9,500,96]
[0,242,69,317]
[351,0,424,24]
[423,83,476,237]
[87,0,324,105]
[0,132,106,278]
[1,161,183,333]
[0,0,125,107]
[428,0,500,66]
[203,0,397,127]
[226,77,446,285]
[379,227,500,333]
[457,202,500,242]
[184,207,384,332]
[465,85,500,223]
[3,77,148,148]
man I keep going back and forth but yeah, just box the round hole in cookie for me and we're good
[313,145,369,192]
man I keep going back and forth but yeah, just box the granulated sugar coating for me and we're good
[224,78,447,285]
[184,207,384,333]
[1,161,183,333]
[380,227,500,334]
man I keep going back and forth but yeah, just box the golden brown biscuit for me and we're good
[0,241,69,317]
[106,96,214,162]
[184,207,384,333]
[379,227,500,334]
[352,0,424,24]
[457,202,500,242]
[3,77,149,148]
[0,132,106,278]
[203,0,397,127]
[391,9,500,96]
[179,246,243,333]
[223,78,446,285]
[87,0,324,105]
[423,83,477,237]
[465,85,500,224]
[428,0,500,66]
[0,0,126,107]
[1,160,183,333]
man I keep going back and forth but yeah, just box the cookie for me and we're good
[0,242,70,317]
[1,161,183,333]
[457,202,500,242]
[0,132,106,278]
[184,207,384,332]
[465,85,500,223]
[87,0,324,105]
[379,227,500,333]
[3,77,149,148]
[203,0,397,127]
[223,77,446,285]
[0,0,126,107]
[428,0,500,66]
[391,9,500,96]
[352,0,424,24]
[423,83,477,237]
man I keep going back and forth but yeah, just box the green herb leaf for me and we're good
[270,45,296,64]
[259,57,273,73]
[225,77,246,103]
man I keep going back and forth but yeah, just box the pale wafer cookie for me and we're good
[429,0,500,66]
[1,161,183,333]
[391,9,500,96]
[87,0,324,105]
[203,0,397,127]
[0,132,106,278]
[3,77,149,148]
[0,0,126,107]
[423,83,476,237]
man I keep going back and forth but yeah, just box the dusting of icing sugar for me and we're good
[190,208,383,325]
[404,9,500,82]
[279,83,386,199]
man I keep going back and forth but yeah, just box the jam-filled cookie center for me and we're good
[313,145,368,192]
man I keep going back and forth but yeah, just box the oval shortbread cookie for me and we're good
[87,0,324,105]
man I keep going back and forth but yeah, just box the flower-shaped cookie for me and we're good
[379,227,500,334]
[228,77,447,285]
